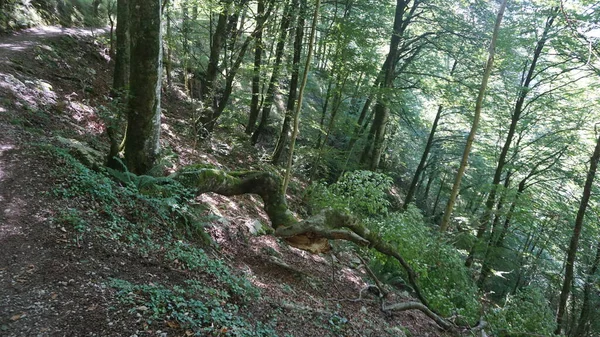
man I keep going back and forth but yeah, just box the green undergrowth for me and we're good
[39,144,277,336]
[309,172,480,324]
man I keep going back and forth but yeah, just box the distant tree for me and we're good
[555,132,600,334]
[124,0,163,174]
[112,0,130,93]
[439,0,507,232]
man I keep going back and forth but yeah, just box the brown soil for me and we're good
[0,27,450,337]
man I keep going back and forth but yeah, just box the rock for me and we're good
[55,136,104,170]
[245,220,264,235]
[385,326,408,337]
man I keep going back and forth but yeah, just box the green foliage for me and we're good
[308,170,393,218]
[164,241,259,300]
[372,206,480,323]
[109,278,277,337]
[486,287,557,336]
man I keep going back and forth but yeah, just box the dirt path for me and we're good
[0,26,136,337]
[0,26,106,63]
[0,26,449,337]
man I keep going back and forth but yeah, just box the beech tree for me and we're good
[124,0,163,174]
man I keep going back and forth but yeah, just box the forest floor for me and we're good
[0,27,451,337]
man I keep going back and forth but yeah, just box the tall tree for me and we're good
[112,0,130,92]
[439,0,508,232]
[555,131,600,334]
[250,0,296,144]
[107,0,130,168]
[360,0,420,170]
[282,0,321,195]
[246,0,267,134]
[124,0,163,174]
[464,8,558,266]
[271,0,306,164]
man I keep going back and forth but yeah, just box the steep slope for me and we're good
[0,27,451,337]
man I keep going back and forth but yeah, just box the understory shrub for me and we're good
[308,170,393,218]
[486,286,556,336]
[372,206,481,323]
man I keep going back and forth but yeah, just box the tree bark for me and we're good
[198,0,231,133]
[439,0,507,232]
[246,0,266,134]
[251,0,296,145]
[124,0,163,175]
[361,0,416,170]
[555,132,600,334]
[281,0,320,194]
[107,0,130,168]
[573,241,600,337]
[271,0,306,164]
[464,8,557,261]
[112,0,130,93]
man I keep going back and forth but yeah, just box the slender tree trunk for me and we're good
[251,0,295,145]
[477,174,511,287]
[403,105,443,209]
[215,2,274,124]
[361,0,413,170]
[113,0,130,93]
[439,0,507,232]
[310,73,348,181]
[573,241,600,337]
[316,78,334,147]
[165,4,172,87]
[199,0,231,133]
[403,61,457,209]
[465,9,557,262]
[555,132,600,334]
[124,0,162,174]
[272,0,306,164]
[107,0,130,168]
[282,0,320,195]
[246,0,266,134]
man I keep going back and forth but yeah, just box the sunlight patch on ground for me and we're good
[339,267,364,288]
[0,197,26,240]
[251,236,282,254]
[0,42,32,52]
[0,144,15,180]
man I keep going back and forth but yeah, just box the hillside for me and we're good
[0,27,452,337]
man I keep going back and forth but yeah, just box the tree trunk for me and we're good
[251,0,295,145]
[271,0,306,164]
[112,0,130,93]
[439,0,507,232]
[464,8,557,262]
[215,1,274,124]
[107,0,130,168]
[281,0,320,194]
[361,0,415,170]
[199,0,231,133]
[165,3,172,87]
[246,0,266,134]
[573,241,600,337]
[124,0,163,175]
[555,132,600,334]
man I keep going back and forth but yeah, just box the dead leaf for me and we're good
[166,321,179,328]
[10,313,24,321]
[185,331,193,336]
[50,293,58,299]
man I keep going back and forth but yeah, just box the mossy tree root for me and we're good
[172,167,455,331]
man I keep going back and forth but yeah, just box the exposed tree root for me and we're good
[172,167,465,332]
[383,301,455,331]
